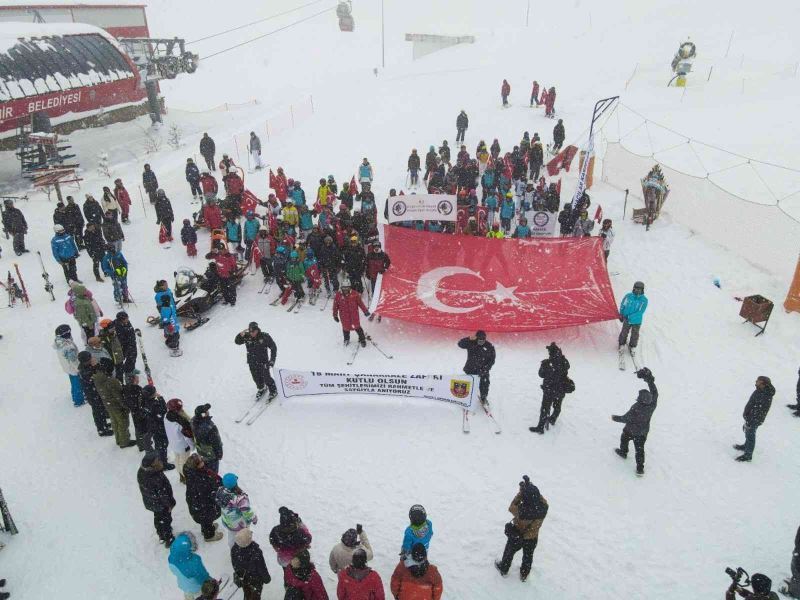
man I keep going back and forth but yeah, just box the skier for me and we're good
[137,450,176,547]
[439,140,451,166]
[113,179,132,224]
[510,217,532,239]
[214,473,257,548]
[401,505,433,558]
[552,119,565,153]
[494,475,548,581]
[283,549,328,600]
[458,331,496,404]
[733,375,775,462]
[531,343,573,434]
[424,146,438,181]
[155,190,175,240]
[336,548,383,600]
[142,164,159,204]
[486,222,504,239]
[407,149,421,187]
[571,210,595,237]
[159,295,181,357]
[329,526,374,574]
[332,282,369,347]
[168,532,210,598]
[234,322,278,401]
[545,86,556,117]
[2,199,28,255]
[93,358,135,447]
[101,244,130,305]
[786,368,800,418]
[249,132,264,170]
[200,133,216,171]
[612,367,659,475]
[456,110,469,143]
[101,186,121,222]
[255,228,273,283]
[501,79,511,106]
[318,236,341,296]
[342,236,366,292]
[269,506,313,568]
[243,211,260,263]
[77,351,112,436]
[530,80,540,106]
[206,245,238,306]
[192,404,223,473]
[317,178,330,210]
[618,281,648,362]
[232,528,272,600]
[290,180,307,208]
[219,154,236,176]
[181,219,198,257]
[51,224,80,283]
[366,242,391,294]
[186,158,202,200]
[390,543,443,600]
[358,158,374,187]
[199,171,219,206]
[500,192,515,234]
[53,324,85,407]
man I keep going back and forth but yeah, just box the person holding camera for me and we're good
[329,524,374,574]
[495,476,548,582]
[726,570,779,599]
[733,375,775,462]
[612,367,659,476]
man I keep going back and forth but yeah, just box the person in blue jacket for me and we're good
[291,181,307,208]
[500,193,516,234]
[242,211,260,263]
[154,280,177,315]
[401,504,433,559]
[511,217,531,238]
[168,532,212,599]
[101,244,130,304]
[160,294,182,357]
[358,158,374,185]
[51,224,80,282]
[185,158,202,200]
[480,168,495,201]
[298,205,313,237]
[618,281,648,353]
[225,216,242,257]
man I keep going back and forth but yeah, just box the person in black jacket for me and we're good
[78,351,112,436]
[439,140,451,165]
[141,385,172,468]
[318,236,341,296]
[186,158,202,200]
[528,141,544,181]
[530,343,571,434]
[734,375,775,462]
[232,528,272,600]
[82,194,103,227]
[63,196,85,249]
[192,404,223,473]
[552,119,565,152]
[200,133,216,171]
[2,199,28,255]
[456,110,469,143]
[137,450,176,546]
[113,311,137,380]
[458,331,496,403]
[155,189,175,238]
[342,236,366,293]
[613,368,659,475]
[83,223,106,282]
[142,164,159,204]
[183,453,223,542]
[122,370,148,451]
[234,322,278,400]
[407,149,421,186]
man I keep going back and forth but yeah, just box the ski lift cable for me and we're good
[187,0,331,45]
[199,6,338,61]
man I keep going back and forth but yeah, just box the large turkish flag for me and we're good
[375,226,618,332]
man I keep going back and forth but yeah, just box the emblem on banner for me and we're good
[437,199,453,216]
[450,379,471,398]
[532,211,550,227]
[283,373,308,391]
[391,200,407,217]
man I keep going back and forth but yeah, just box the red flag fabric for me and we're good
[158,224,168,244]
[269,169,276,189]
[594,205,603,222]
[546,145,579,177]
[375,226,618,332]
[241,189,259,216]
[251,240,263,267]
[349,176,358,196]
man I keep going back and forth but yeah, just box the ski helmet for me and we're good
[166,398,183,412]
[277,245,287,254]
[408,504,427,526]
[55,324,71,338]
[290,250,299,259]
[99,318,113,329]
[633,281,645,293]
[222,473,238,490]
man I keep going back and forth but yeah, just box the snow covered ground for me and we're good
[1,1,800,598]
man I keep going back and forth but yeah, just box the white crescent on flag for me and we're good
[415,266,484,314]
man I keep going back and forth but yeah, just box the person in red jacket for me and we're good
[332,282,369,347]
[202,202,223,231]
[113,179,132,223]
[501,79,511,106]
[206,246,238,305]
[545,86,556,117]
[530,80,540,107]
[274,167,289,203]
[366,243,391,294]
[284,549,329,600]
[336,548,384,600]
[390,544,443,600]
[225,170,244,198]
[200,171,219,205]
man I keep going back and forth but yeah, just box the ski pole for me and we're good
[138,185,148,218]
[622,189,629,220]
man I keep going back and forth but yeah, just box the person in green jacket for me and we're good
[98,318,125,381]
[92,358,135,448]
[72,283,101,341]
[286,250,306,302]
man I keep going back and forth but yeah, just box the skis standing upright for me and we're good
[12,264,30,307]
[134,328,155,385]
[36,251,55,301]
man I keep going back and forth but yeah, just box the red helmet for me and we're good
[166,398,183,412]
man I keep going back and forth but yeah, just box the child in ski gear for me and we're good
[734,376,775,462]
[138,450,176,546]
[101,245,130,304]
[511,217,531,238]
[192,404,223,473]
[612,368,659,474]
[54,324,85,406]
[160,295,181,356]
[232,528,272,600]
[113,179,131,223]
[155,190,175,239]
[366,242,391,294]
[256,228,273,281]
[269,506,313,568]
[181,219,198,257]
[206,246,238,305]
[234,322,278,399]
[168,532,209,598]
[286,250,306,301]
[186,158,202,199]
[530,80,540,106]
[358,158,374,185]
[618,281,648,350]
[216,473,257,548]
[458,331,495,402]
[408,149,421,186]
[336,548,384,600]
[500,193,515,233]
[401,505,433,558]
[284,549,328,600]
[495,476,548,581]
[332,282,369,346]
[243,211,260,262]
[572,210,595,237]
[501,79,511,106]
[530,343,572,433]
[249,132,264,169]
[391,543,443,600]
[545,86,556,117]
[599,219,614,259]
[486,222,504,239]
[290,181,307,208]
[329,527,374,574]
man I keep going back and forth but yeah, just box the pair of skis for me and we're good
[235,391,278,425]
[36,252,55,301]
[463,400,502,435]
[346,335,393,365]
[618,345,641,372]
[258,278,273,294]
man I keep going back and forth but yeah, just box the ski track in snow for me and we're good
[1,1,800,598]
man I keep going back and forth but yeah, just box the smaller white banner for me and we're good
[278,369,478,412]
[528,210,558,237]
[388,194,457,223]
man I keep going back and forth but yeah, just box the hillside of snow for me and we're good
[1,1,800,599]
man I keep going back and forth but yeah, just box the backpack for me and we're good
[563,377,576,394]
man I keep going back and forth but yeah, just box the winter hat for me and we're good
[183,218,190,224]
[166,398,183,412]
[116,311,129,320]
[55,324,71,338]
[546,342,560,356]
[235,528,253,548]
[141,450,159,468]
[341,528,358,548]
[222,473,238,490]
[751,574,772,594]
[475,330,487,340]
[142,385,156,398]
[351,548,368,569]
[248,321,260,331]
[195,403,211,417]
[279,506,297,526]
[410,543,427,562]
[78,350,92,364]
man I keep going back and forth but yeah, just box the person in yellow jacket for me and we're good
[486,223,505,239]
[281,203,299,227]
[316,178,330,208]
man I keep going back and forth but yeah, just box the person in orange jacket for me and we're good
[390,543,442,600]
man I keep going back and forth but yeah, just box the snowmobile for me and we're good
[146,263,247,330]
